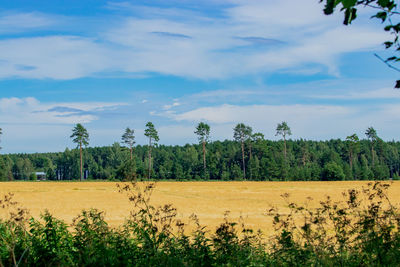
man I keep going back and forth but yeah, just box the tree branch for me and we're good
[365,4,400,15]
[374,53,400,72]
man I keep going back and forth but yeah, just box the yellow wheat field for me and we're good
[1,181,400,234]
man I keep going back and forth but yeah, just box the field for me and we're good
[1,181,400,234]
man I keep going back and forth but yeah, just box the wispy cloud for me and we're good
[163,101,180,110]
[0,36,110,79]
[0,12,55,33]
[151,31,192,39]
[172,104,351,124]
[156,102,399,141]
[0,97,127,125]
[0,0,387,79]
[47,106,84,113]
[310,87,400,100]
[235,36,285,46]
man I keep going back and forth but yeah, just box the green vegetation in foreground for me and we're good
[1,181,400,266]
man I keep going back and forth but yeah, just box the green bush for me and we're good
[116,159,136,181]
[267,182,400,266]
[322,161,345,180]
[29,173,37,181]
[28,211,75,266]
[1,182,400,266]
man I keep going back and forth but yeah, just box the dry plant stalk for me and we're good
[267,181,400,257]
[0,193,30,267]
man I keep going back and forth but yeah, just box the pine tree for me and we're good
[276,121,292,163]
[121,127,135,160]
[194,122,211,175]
[70,123,89,181]
[233,123,252,179]
[144,122,159,179]
[365,127,378,166]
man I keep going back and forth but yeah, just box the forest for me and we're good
[0,125,398,181]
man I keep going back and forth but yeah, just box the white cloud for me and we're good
[161,103,398,141]
[190,89,264,99]
[0,12,55,33]
[163,101,181,110]
[0,1,388,79]
[311,87,400,100]
[0,97,126,125]
[0,36,114,79]
[110,102,386,146]
[245,0,325,22]
[172,104,351,124]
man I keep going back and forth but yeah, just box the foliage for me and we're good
[1,182,400,266]
[0,183,270,266]
[194,122,211,144]
[144,122,159,144]
[28,211,75,266]
[144,122,159,180]
[365,126,378,143]
[3,136,400,181]
[116,159,136,181]
[346,133,359,171]
[121,127,136,160]
[319,0,400,87]
[233,123,252,179]
[267,181,400,266]
[70,123,89,181]
[0,193,29,267]
[323,161,346,180]
[70,124,89,148]
[233,123,252,143]
[195,122,211,173]
[275,121,292,140]
[276,122,292,179]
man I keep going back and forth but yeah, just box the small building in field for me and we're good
[35,172,46,180]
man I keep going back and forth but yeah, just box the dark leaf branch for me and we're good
[320,0,400,87]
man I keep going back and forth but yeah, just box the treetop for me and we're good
[145,122,160,142]
[70,123,89,147]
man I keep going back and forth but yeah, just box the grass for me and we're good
[1,181,400,234]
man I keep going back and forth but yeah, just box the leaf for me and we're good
[386,56,397,61]
[384,41,393,48]
[344,7,357,25]
[393,23,400,33]
[384,25,392,31]
[372,11,387,22]
[378,0,390,7]
[323,0,336,15]
[395,80,400,88]
[342,0,357,8]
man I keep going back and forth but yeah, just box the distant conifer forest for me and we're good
[1,134,399,181]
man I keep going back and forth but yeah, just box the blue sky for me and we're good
[0,0,399,153]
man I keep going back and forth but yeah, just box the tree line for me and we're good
[0,122,399,181]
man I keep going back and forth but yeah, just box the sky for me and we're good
[0,0,399,153]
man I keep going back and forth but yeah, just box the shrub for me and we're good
[1,182,400,266]
[267,181,400,266]
[28,211,75,266]
[322,161,345,180]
